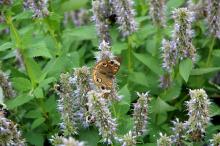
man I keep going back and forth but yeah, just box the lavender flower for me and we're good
[210,133,220,146]
[0,0,12,5]
[92,0,111,43]
[50,135,85,146]
[119,131,136,146]
[170,118,187,146]
[87,90,117,144]
[188,0,207,19]
[157,133,172,146]
[161,39,178,73]
[70,66,93,127]
[23,0,49,18]
[172,8,196,61]
[132,92,149,137]
[0,71,15,99]
[64,9,89,27]
[206,0,220,38]
[159,74,172,89]
[0,113,25,146]
[149,0,166,27]
[55,73,78,136]
[111,0,137,36]
[185,89,211,142]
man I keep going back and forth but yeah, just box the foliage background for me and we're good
[0,0,220,145]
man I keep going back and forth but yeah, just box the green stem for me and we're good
[206,37,215,66]
[127,36,133,73]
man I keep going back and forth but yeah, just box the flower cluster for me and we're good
[170,118,186,146]
[50,134,85,146]
[206,0,220,38]
[55,73,78,136]
[111,0,137,37]
[210,133,220,146]
[132,92,149,137]
[157,133,172,146]
[149,0,166,27]
[185,89,211,142]
[172,8,196,61]
[92,0,111,43]
[64,9,89,27]
[0,0,12,5]
[92,0,137,42]
[188,0,207,19]
[0,110,25,146]
[119,131,136,146]
[23,0,49,18]
[70,66,93,127]
[0,71,15,99]
[87,90,117,144]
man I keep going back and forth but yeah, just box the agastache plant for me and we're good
[185,89,211,142]
[206,0,220,38]
[50,134,85,146]
[172,8,196,61]
[92,0,111,43]
[188,0,207,19]
[0,71,15,99]
[23,0,49,18]
[111,0,137,36]
[87,90,117,144]
[170,118,186,146]
[0,108,25,146]
[55,73,78,136]
[157,133,172,146]
[149,0,166,27]
[119,131,136,146]
[210,133,220,146]
[132,92,149,137]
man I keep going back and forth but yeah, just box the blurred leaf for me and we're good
[210,103,220,117]
[13,10,33,20]
[167,0,185,11]
[160,83,181,101]
[191,67,220,75]
[24,57,42,86]
[78,128,99,146]
[33,87,44,98]
[179,58,193,82]
[112,42,128,54]
[151,97,176,113]
[25,109,42,119]
[25,132,44,146]
[26,45,52,58]
[63,25,97,41]
[12,77,32,92]
[61,0,88,12]
[134,53,163,75]
[0,42,13,51]
[31,117,45,129]
[118,84,131,103]
[212,49,220,57]
[129,72,149,87]
[6,95,34,109]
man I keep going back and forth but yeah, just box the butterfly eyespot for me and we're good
[102,63,107,67]
[96,78,102,83]
[110,61,114,64]
[101,86,105,90]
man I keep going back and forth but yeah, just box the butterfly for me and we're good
[92,58,120,91]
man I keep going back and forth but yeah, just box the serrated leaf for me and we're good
[134,53,163,75]
[179,58,193,82]
[191,67,220,75]
[26,46,52,58]
[33,87,44,98]
[31,117,45,129]
[12,77,32,92]
[151,97,176,113]
[6,95,34,109]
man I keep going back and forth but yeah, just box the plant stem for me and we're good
[206,37,215,66]
[127,36,133,73]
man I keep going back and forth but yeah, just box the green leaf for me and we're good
[118,84,131,103]
[61,0,88,12]
[129,72,149,87]
[6,95,34,109]
[210,103,220,117]
[0,42,14,51]
[25,109,42,119]
[31,117,45,129]
[167,0,185,11]
[13,11,33,20]
[191,67,220,75]
[25,132,44,146]
[179,58,193,82]
[24,57,42,86]
[26,45,52,58]
[112,42,128,55]
[33,87,44,98]
[212,49,220,57]
[12,77,32,92]
[151,97,176,113]
[134,53,163,75]
[78,128,99,146]
[62,25,97,41]
[160,83,181,101]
